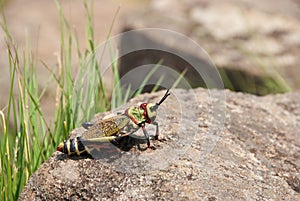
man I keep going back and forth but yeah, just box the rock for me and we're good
[119,0,300,94]
[19,88,300,200]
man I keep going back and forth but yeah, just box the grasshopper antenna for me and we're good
[151,89,171,111]
[157,89,171,106]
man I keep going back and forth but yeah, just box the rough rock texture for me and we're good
[119,0,300,94]
[19,88,300,200]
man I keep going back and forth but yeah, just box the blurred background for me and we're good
[0,0,144,123]
[1,0,300,122]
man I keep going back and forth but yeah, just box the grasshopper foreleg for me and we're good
[152,121,166,142]
[153,121,159,140]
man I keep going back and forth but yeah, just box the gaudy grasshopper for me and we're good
[56,89,171,157]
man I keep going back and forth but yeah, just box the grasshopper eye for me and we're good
[140,103,147,110]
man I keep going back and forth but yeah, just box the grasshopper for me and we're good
[56,89,171,157]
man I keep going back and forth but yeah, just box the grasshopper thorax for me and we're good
[126,89,171,126]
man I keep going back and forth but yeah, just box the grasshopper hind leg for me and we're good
[111,134,136,152]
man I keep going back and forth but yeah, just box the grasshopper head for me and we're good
[140,89,170,123]
[140,102,157,123]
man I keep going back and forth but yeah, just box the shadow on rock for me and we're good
[55,135,149,162]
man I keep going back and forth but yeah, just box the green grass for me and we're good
[0,1,178,200]
[0,1,128,200]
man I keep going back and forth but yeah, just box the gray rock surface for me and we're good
[19,88,300,200]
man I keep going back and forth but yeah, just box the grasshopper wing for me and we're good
[80,115,131,160]
[81,114,130,139]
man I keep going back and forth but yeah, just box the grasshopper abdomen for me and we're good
[57,137,87,156]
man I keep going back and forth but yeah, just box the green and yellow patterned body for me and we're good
[56,89,171,156]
